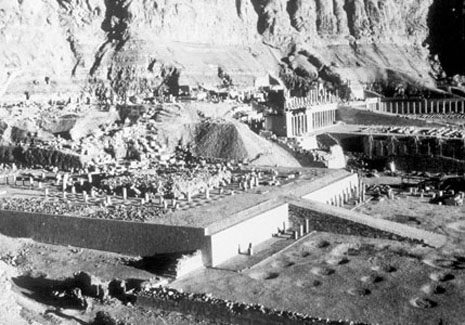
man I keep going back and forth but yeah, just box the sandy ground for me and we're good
[359,175,465,256]
[0,234,216,324]
[2,174,465,324]
[170,176,465,325]
[172,232,465,325]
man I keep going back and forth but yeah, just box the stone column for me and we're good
[296,115,300,135]
[303,113,307,133]
[294,115,298,136]
[307,111,313,132]
[290,116,294,137]
[294,115,298,135]
[301,114,305,133]
[285,112,292,138]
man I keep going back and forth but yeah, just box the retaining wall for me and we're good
[136,287,365,325]
[302,173,359,204]
[205,204,289,267]
[288,198,446,248]
[0,210,206,256]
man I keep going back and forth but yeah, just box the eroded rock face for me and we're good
[0,0,454,102]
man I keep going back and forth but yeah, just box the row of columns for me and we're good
[285,90,338,110]
[290,113,308,137]
[378,100,465,115]
[325,179,365,207]
[312,109,336,130]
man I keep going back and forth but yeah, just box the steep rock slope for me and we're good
[0,0,453,102]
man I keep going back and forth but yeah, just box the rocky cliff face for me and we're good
[0,0,458,102]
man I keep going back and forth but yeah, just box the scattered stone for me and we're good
[347,287,371,297]
[264,272,280,280]
[311,266,334,276]
[410,297,436,309]
[421,283,445,295]
[360,273,383,284]
[429,271,455,282]
[326,256,349,266]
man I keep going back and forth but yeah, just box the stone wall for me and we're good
[389,155,465,174]
[205,204,289,266]
[302,173,359,205]
[136,287,366,325]
[289,205,418,243]
[0,210,206,256]
[288,198,447,248]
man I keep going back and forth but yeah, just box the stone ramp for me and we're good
[286,196,447,248]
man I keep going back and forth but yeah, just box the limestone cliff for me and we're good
[0,0,461,102]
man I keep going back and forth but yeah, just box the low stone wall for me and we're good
[0,210,206,256]
[289,205,416,244]
[392,155,465,174]
[288,198,446,248]
[136,287,366,325]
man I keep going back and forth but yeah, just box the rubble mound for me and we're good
[193,119,300,167]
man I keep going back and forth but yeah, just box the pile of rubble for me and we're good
[360,126,465,139]
[412,113,465,120]
[100,167,231,200]
[366,185,395,200]
[0,198,95,216]
[89,205,166,222]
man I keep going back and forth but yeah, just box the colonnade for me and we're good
[312,109,336,130]
[325,178,364,207]
[289,113,309,137]
[286,107,337,137]
[377,99,465,115]
[285,90,338,110]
